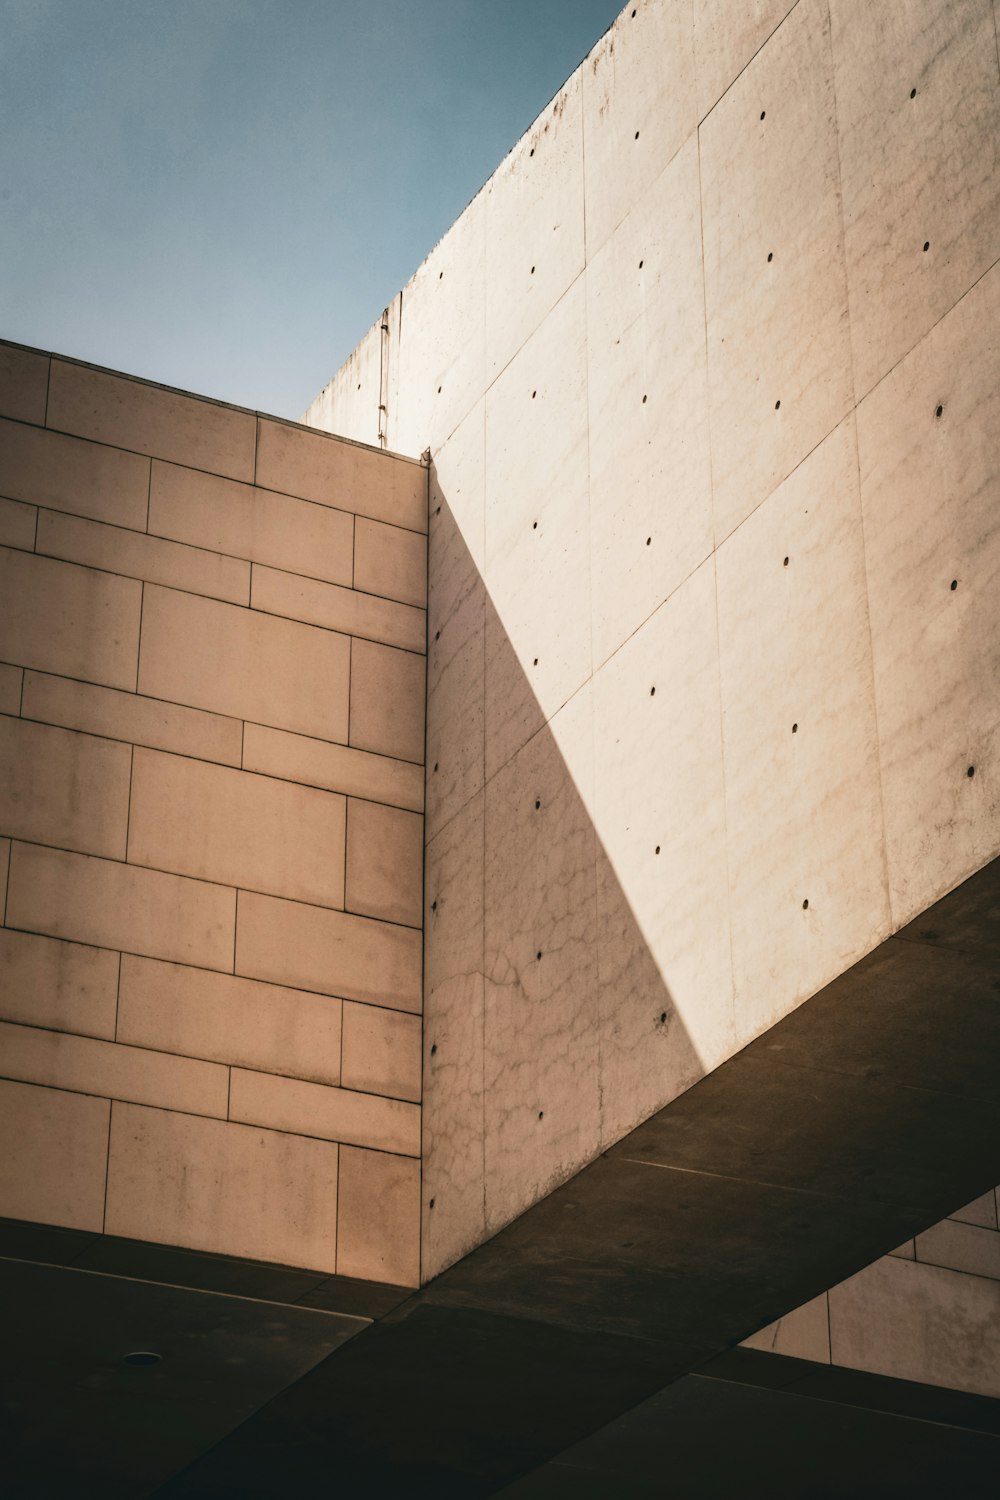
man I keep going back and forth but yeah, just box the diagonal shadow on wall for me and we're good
[156,478,1000,1499]
[421,480,708,1281]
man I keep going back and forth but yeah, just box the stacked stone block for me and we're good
[744,1187,1000,1399]
[0,341,426,1284]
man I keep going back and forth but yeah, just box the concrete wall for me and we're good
[0,340,427,1284]
[744,1186,1000,1399]
[304,0,1000,1282]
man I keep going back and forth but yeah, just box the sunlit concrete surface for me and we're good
[306,0,1000,1285]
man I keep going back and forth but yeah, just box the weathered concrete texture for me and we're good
[831,0,1000,400]
[305,0,1000,1282]
[858,262,1000,927]
[702,0,854,542]
[483,279,590,779]
[586,134,712,669]
[0,345,427,1282]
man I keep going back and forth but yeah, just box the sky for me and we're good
[0,0,625,419]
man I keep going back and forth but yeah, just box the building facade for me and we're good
[1,0,999,1491]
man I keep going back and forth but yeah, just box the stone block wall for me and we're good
[744,1186,1000,1399]
[0,340,427,1284]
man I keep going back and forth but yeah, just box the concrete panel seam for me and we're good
[698,0,805,128]
[825,0,859,413]
[708,550,739,1041]
[743,1032,990,1108]
[481,262,590,423]
[852,249,1000,408]
[695,122,719,555]
[615,1153,866,1205]
[847,406,894,923]
[428,663,594,850]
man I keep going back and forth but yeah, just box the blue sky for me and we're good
[0,0,624,418]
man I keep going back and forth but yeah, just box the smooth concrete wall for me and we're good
[305,0,1000,1283]
[744,1186,1000,1399]
[0,341,427,1284]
